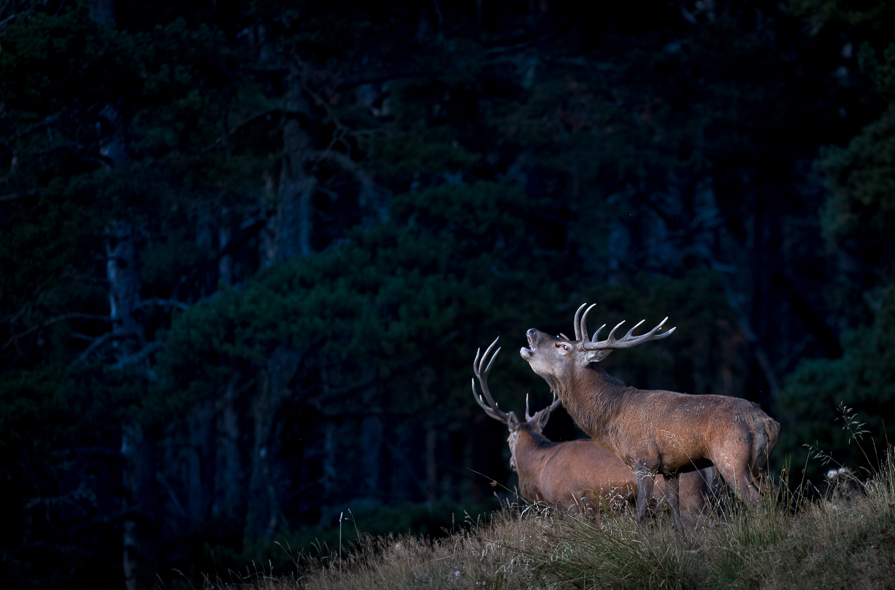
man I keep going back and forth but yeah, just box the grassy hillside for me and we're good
[199,450,895,589]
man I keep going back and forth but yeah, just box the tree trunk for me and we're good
[106,221,141,340]
[187,402,214,531]
[243,347,299,552]
[258,168,278,268]
[244,65,316,549]
[106,221,158,589]
[277,62,317,261]
[213,377,245,529]
[122,423,157,590]
[219,220,234,287]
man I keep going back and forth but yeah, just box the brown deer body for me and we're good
[519,305,780,528]
[473,339,715,515]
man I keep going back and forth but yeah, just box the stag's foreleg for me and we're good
[663,471,682,531]
[633,462,655,522]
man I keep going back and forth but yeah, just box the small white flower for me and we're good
[826,469,838,480]
[455,571,461,577]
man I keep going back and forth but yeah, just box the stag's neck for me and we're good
[554,366,630,447]
[516,427,556,454]
[514,426,557,499]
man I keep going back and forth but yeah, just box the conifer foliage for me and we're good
[1,0,891,587]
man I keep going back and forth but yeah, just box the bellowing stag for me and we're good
[473,338,715,515]
[519,305,780,528]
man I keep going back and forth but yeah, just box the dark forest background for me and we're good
[2,0,894,587]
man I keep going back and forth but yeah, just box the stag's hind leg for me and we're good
[731,467,761,506]
[713,455,761,507]
[729,415,779,500]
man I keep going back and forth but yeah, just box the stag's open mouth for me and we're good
[520,330,536,360]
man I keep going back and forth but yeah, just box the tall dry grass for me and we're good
[200,448,895,589]
[531,456,895,590]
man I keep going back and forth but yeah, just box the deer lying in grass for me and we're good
[473,338,715,515]
[519,305,780,529]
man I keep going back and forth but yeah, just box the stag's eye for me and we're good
[563,344,570,351]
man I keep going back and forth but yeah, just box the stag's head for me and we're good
[472,338,562,471]
[520,303,676,390]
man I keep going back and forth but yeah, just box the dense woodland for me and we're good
[1,0,894,587]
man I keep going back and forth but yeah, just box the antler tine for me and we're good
[582,317,676,350]
[472,379,506,423]
[625,317,670,343]
[527,392,563,427]
[580,303,597,342]
[647,321,676,341]
[623,319,646,339]
[547,391,562,413]
[605,320,626,343]
[472,337,508,423]
[572,303,587,341]
[473,337,500,377]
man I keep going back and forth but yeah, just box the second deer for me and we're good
[473,338,715,515]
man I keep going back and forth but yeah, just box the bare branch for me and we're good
[235,65,440,91]
[71,329,138,366]
[311,150,372,186]
[0,13,16,27]
[335,69,440,91]
[155,471,187,517]
[680,5,699,24]
[109,341,164,370]
[137,298,189,311]
[1,112,63,147]
[483,34,552,56]
[200,108,283,153]
[3,313,112,350]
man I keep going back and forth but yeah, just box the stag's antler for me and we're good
[472,337,508,423]
[573,303,676,351]
[524,392,562,422]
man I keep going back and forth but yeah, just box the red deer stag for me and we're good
[473,338,715,515]
[519,305,780,528]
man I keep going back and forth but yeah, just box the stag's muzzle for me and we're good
[520,328,539,360]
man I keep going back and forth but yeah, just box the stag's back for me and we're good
[514,430,715,514]
[536,439,637,512]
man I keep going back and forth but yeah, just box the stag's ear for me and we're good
[507,411,522,433]
[585,349,613,364]
[535,408,551,432]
